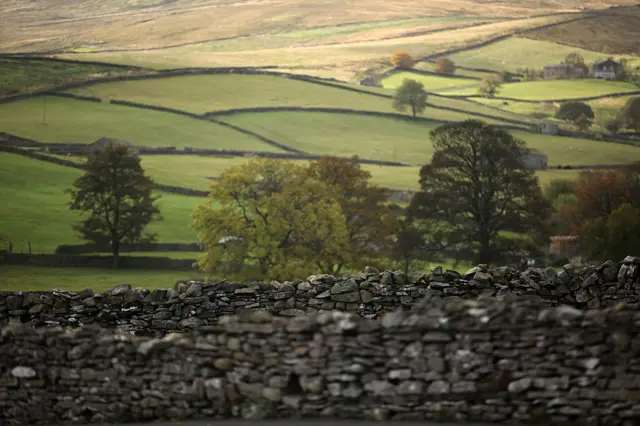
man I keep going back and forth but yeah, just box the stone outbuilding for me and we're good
[522,149,548,170]
[87,137,139,154]
[358,77,380,87]
[543,63,586,80]
[535,121,560,135]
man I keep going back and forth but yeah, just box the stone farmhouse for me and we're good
[542,63,585,80]
[543,57,624,80]
[592,57,624,79]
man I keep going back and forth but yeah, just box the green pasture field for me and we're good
[140,154,585,192]
[509,130,640,166]
[65,74,522,126]
[535,169,581,187]
[0,58,148,97]
[219,112,441,165]
[0,254,471,292]
[414,61,494,80]
[0,152,202,254]
[0,266,204,292]
[219,111,640,166]
[448,37,640,74]
[428,95,534,124]
[288,75,535,123]
[141,155,423,191]
[117,252,203,259]
[66,73,523,127]
[471,97,558,118]
[381,71,481,92]
[68,74,400,114]
[0,96,281,151]
[141,156,252,191]
[444,79,640,100]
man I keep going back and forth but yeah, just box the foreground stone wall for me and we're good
[1,258,639,336]
[2,297,640,425]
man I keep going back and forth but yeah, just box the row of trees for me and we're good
[554,98,640,133]
[390,51,457,75]
[545,163,640,261]
[390,73,505,111]
[68,121,637,278]
[68,120,555,278]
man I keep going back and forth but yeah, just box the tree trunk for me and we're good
[411,104,416,117]
[477,240,493,264]
[477,228,492,265]
[403,255,410,275]
[111,234,120,269]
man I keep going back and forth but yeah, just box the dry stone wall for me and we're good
[2,296,640,425]
[1,257,639,336]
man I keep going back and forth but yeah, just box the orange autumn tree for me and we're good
[569,164,640,234]
[434,57,456,74]
[391,51,415,68]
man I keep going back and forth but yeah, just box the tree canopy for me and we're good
[555,101,595,122]
[478,75,503,98]
[408,120,551,264]
[434,57,456,74]
[67,143,161,268]
[305,156,399,274]
[568,164,640,234]
[392,78,428,117]
[564,52,585,67]
[581,203,640,261]
[620,97,640,132]
[192,157,397,280]
[390,51,415,68]
[192,159,350,281]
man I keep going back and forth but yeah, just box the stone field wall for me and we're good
[2,297,640,425]
[1,257,640,425]
[1,258,639,336]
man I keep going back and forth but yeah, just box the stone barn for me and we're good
[523,149,548,170]
[88,137,139,155]
[536,121,559,135]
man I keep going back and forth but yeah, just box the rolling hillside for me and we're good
[521,5,640,55]
[0,96,283,151]
[3,0,633,52]
[446,37,640,73]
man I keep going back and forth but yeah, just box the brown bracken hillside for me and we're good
[521,5,640,55]
[0,0,638,53]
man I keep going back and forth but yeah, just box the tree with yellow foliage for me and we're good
[192,159,350,281]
